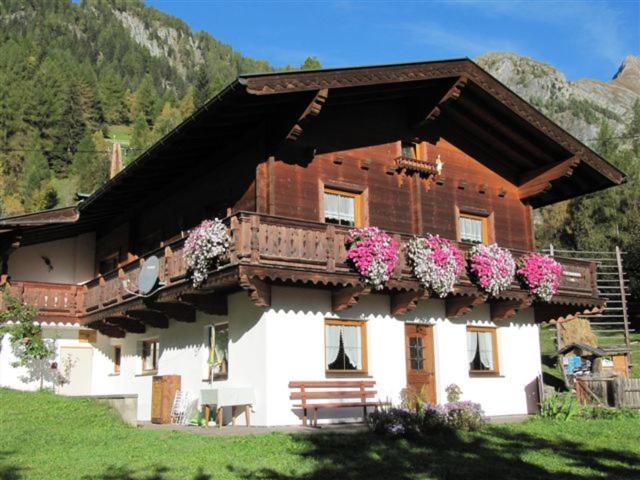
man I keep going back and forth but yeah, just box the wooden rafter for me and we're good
[143,300,196,322]
[332,285,370,312]
[126,309,169,329]
[414,76,468,130]
[286,88,329,141]
[518,157,581,201]
[490,297,533,322]
[87,320,126,338]
[240,276,271,307]
[104,315,146,334]
[445,291,488,319]
[534,302,605,324]
[178,292,228,316]
[391,289,428,316]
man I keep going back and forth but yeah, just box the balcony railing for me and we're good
[0,211,599,320]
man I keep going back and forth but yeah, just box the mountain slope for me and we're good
[476,52,640,146]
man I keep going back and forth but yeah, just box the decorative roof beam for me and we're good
[143,300,196,323]
[413,76,468,130]
[178,292,228,316]
[104,315,146,334]
[126,309,169,329]
[391,289,428,316]
[285,88,329,142]
[332,285,370,312]
[490,297,533,322]
[240,275,271,307]
[445,290,488,319]
[519,157,581,201]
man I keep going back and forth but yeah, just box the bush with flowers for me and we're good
[345,227,399,290]
[184,218,230,287]
[468,243,516,296]
[407,234,465,297]
[517,253,563,302]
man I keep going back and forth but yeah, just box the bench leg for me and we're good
[313,408,318,427]
[204,405,210,428]
[363,405,367,421]
[217,407,223,428]
[245,405,251,427]
[302,408,307,427]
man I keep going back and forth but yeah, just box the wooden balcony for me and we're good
[1,212,602,328]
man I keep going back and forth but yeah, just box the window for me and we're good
[323,188,361,227]
[466,327,499,373]
[401,141,419,159]
[206,324,229,380]
[114,346,121,374]
[325,319,367,373]
[408,336,424,371]
[142,339,159,372]
[459,213,488,244]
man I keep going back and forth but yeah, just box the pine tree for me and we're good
[193,64,211,108]
[128,114,151,164]
[21,149,51,200]
[152,102,182,140]
[134,74,160,126]
[72,132,108,194]
[300,56,322,70]
[98,71,128,124]
[179,87,195,118]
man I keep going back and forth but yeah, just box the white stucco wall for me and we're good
[0,325,84,391]
[7,232,96,284]
[0,286,542,425]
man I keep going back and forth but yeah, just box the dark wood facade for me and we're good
[0,59,626,335]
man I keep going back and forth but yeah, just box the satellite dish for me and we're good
[138,255,160,295]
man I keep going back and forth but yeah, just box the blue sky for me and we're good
[146,0,639,81]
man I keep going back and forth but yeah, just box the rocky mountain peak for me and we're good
[476,52,639,145]
[611,55,640,95]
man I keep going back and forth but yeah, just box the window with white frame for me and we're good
[325,319,367,372]
[466,327,498,373]
[459,214,487,244]
[324,188,361,227]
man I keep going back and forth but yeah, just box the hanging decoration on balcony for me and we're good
[184,218,230,287]
[517,253,563,302]
[468,243,516,297]
[406,234,464,297]
[346,227,399,290]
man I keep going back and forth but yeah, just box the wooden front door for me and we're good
[404,324,436,404]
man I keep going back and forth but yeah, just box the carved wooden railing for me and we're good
[0,211,600,319]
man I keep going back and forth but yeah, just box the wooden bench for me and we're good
[289,380,383,427]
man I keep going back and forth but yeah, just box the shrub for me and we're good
[443,401,485,431]
[418,403,449,433]
[367,407,419,437]
[539,393,580,421]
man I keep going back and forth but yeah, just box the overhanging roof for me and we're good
[1,58,627,245]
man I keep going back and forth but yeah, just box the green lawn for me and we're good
[1,389,639,480]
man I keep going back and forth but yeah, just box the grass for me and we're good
[105,124,132,144]
[1,389,639,480]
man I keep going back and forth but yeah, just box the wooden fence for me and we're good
[576,377,640,408]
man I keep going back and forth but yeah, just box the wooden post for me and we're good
[204,405,210,428]
[245,405,251,427]
[217,407,223,428]
[615,246,632,355]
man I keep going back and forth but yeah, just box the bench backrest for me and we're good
[289,380,377,405]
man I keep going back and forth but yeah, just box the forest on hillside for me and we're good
[0,0,319,216]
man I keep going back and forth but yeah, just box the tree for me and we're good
[179,86,195,118]
[0,291,56,390]
[133,74,160,126]
[300,56,322,70]
[21,148,51,200]
[128,113,151,164]
[193,64,211,108]
[152,102,182,140]
[72,132,108,193]
[98,70,128,124]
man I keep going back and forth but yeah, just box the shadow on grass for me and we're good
[229,427,640,480]
[0,451,23,480]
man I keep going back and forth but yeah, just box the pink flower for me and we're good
[346,227,398,289]
[517,253,562,302]
[468,244,515,297]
